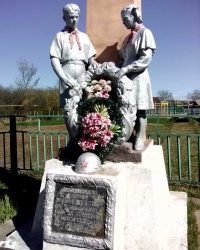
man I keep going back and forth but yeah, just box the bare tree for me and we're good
[187,89,200,101]
[13,59,40,113]
[14,59,40,90]
[157,90,174,102]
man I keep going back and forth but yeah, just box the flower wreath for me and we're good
[77,84,123,163]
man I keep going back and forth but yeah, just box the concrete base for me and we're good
[43,163,126,249]
[0,145,188,250]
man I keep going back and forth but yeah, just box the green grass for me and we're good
[147,117,171,125]
[169,183,200,198]
[16,118,64,127]
[169,183,200,249]
[187,199,200,250]
[0,194,17,224]
[147,119,200,183]
[0,169,43,225]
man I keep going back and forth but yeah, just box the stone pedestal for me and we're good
[31,145,187,250]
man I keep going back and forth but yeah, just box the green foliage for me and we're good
[0,195,17,224]
[0,84,61,115]
[94,104,108,117]
[109,123,122,135]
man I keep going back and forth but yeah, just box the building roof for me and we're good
[196,99,200,105]
[153,97,161,103]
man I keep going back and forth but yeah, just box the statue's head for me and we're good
[121,4,142,29]
[63,3,80,30]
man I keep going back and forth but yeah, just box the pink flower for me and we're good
[78,137,98,151]
[98,90,109,99]
[97,130,113,147]
[78,111,113,151]
[88,126,101,137]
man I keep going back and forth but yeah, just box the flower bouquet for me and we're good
[77,93,123,163]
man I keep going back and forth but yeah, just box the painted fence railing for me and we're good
[0,129,199,184]
[0,129,68,171]
[0,115,200,184]
[28,131,68,170]
[147,132,200,184]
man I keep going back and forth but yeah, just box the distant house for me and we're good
[196,99,200,106]
[183,99,200,115]
[189,101,198,106]
[153,97,161,105]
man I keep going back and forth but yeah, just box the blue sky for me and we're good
[0,0,199,100]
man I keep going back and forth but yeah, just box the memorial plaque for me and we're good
[43,173,116,249]
[52,183,106,237]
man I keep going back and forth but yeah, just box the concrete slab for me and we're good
[0,214,33,241]
[0,220,15,242]
[0,220,42,250]
[167,192,188,250]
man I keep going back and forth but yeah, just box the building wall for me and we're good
[86,0,141,63]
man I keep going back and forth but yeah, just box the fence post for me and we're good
[10,115,18,173]
[38,117,41,131]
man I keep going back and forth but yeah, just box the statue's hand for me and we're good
[90,60,99,68]
[63,77,76,88]
[89,61,102,74]
[115,67,128,80]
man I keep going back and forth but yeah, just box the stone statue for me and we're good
[114,4,156,150]
[50,3,96,146]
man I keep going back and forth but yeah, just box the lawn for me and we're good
[147,118,200,183]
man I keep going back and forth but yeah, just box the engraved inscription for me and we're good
[52,183,106,238]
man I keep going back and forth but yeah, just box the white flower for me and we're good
[93,84,102,92]
[99,79,107,87]
[85,86,93,93]
[91,80,99,85]
[104,85,111,92]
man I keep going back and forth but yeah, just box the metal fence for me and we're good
[0,115,200,184]
[0,115,68,172]
[147,132,200,184]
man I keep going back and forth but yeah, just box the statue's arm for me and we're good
[116,48,153,78]
[51,57,67,81]
[88,57,96,65]
[124,48,153,73]
[51,57,75,88]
